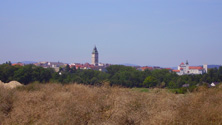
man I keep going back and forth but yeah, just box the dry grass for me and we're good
[1,83,222,125]
[0,80,23,89]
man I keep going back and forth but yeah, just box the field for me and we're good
[1,83,222,125]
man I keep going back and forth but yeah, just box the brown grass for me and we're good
[1,83,222,125]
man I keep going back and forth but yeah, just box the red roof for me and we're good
[164,68,172,70]
[141,66,153,71]
[75,65,84,69]
[173,70,180,72]
[70,64,75,68]
[180,62,184,65]
[12,63,24,66]
[189,66,203,70]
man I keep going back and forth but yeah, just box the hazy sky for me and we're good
[0,0,221,67]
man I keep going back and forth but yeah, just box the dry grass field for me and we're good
[1,83,222,125]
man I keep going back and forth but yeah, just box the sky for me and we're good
[0,0,222,67]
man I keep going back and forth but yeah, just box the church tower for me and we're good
[92,46,99,66]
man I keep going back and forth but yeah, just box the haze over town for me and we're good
[0,0,221,67]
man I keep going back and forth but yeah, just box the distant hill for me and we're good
[207,65,222,69]
[19,61,37,64]
[119,63,140,67]
[170,67,178,70]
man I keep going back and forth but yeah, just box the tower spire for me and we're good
[92,46,98,54]
[92,46,99,66]
[186,60,189,65]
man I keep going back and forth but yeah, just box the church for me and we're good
[173,61,208,75]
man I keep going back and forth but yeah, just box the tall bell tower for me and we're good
[92,46,99,66]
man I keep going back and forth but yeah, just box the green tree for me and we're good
[143,76,158,88]
[70,66,77,73]
[168,81,177,89]
[13,65,34,84]
[65,64,71,72]
[219,66,222,81]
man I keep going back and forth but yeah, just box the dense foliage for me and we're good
[0,62,222,89]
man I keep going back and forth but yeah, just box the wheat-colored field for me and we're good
[1,83,222,125]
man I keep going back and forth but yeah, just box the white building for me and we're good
[210,82,220,87]
[173,61,207,75]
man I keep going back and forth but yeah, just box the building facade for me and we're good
[92,46,99,66]
[173,61,208,75]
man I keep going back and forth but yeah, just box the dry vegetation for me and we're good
[1,83,222,125]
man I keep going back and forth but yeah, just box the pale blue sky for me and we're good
[0,0,221,67]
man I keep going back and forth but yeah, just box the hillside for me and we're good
[1,83,222,125]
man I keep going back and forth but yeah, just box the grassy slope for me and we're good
[1,83,222,125]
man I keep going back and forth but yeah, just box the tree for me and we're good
[65,64,71,72]
[8,61,12,66]
[106,65,135,77]
[90,77,98,85]
[72,76,83,83]
[219,66,222,81]
[168,81,177,89]
[0,64,18,82]
[13,65,34,84]
[59,67,63,72]
[70,66,77,73]
[143,76,158,88]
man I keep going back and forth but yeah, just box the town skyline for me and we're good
[1,0,222,67]
[1,46,222,68]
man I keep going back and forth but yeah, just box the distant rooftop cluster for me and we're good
[33,62,111,72]
[11,60,214,76]
[137,66,171,71]
[9,47,220,75]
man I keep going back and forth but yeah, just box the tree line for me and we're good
[0,62,222,89]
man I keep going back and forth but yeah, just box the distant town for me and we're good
[9,46,222,76]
